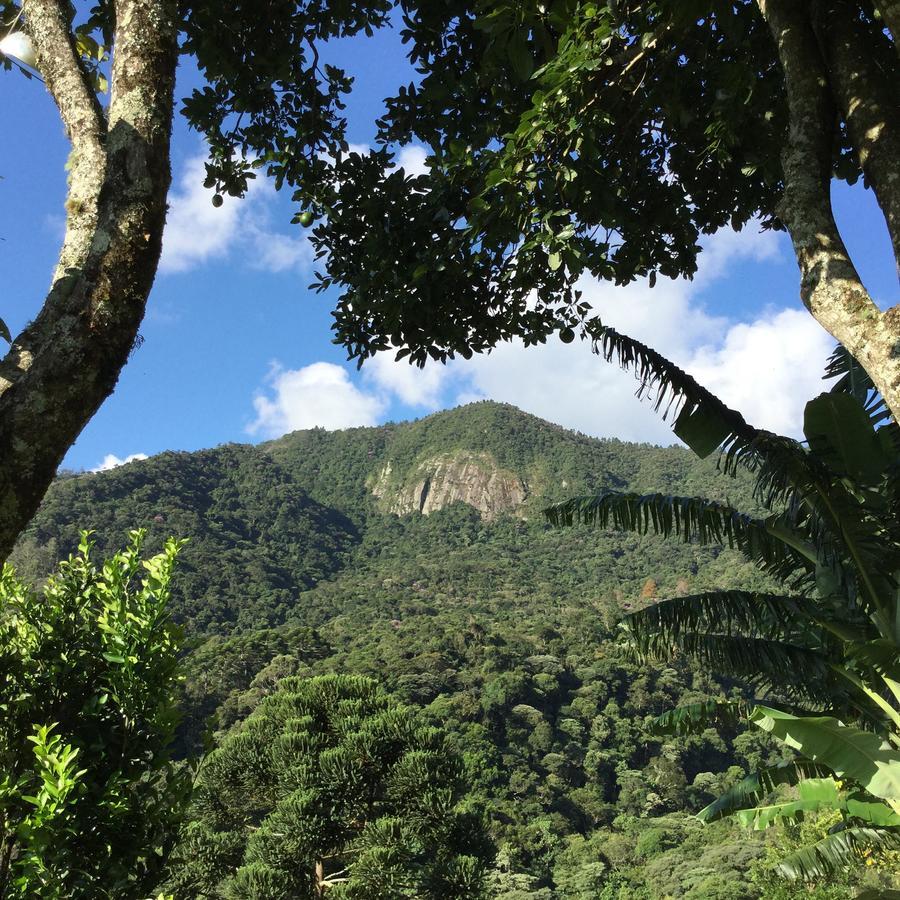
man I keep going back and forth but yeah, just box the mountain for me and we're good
[11,402,762,634]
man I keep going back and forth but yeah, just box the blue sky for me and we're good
[2,23,897,473]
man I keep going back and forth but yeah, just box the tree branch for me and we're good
[23,0,105,144]
[813,0,900,270]
[757,0,900,421]
[23,0,107,281]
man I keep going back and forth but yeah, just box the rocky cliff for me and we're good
[370,451,527,520]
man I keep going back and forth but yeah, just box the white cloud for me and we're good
[687,308,833,436]
[159,152,312,275]
[363,352,446,407]
[248,228,312,273]
[248,362,386,438]
[454,335,678,444]
[92,452,148,473]
[437,224,831,441]
[692,222,781,288]
[396,145,429,177]
[160,155,243,273]
[442,224,830,442]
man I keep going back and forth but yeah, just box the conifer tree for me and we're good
[164,674,492,899]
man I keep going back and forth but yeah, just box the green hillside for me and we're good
[9,403,885,897]
[12,402,763,634]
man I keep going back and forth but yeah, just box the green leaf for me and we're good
[0,317,10,343]
[507,30,534,81]
[803,392,888,482]
[845,792,900,826]
[673,401,732,458]
[749,706,900,813]
[734,777,840,829]
[653,699,752,736]
[776,827,900,880]
[698,759,833,823]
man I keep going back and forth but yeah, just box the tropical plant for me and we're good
[163,673,493,899]
[0,530,190,898]
[546,332,900,880]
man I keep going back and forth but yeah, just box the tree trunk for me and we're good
[0,0,179,561]
[812,0,900,268]
[758,0,900,422]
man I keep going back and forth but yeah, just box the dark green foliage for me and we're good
[16,402,890,896]
[12,402,763,640]
[174,625,333,757]
[164,674,492,898]
[0,532,189,898]
[12,445,359,632]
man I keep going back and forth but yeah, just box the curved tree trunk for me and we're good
[758,0,900,422]
[0,0,179,561]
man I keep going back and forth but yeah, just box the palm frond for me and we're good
[588,324,755,458]
[825,344,896,433]
[624,590,828,645]
[587,328,899,618]
[652,699,754,736]
[698,760,834,823]
[589,325,840,509]
[642,632,839,705]
[776,826,900,880]
[544,492,814,586]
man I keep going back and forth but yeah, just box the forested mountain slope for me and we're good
[10,402,886,897]
[12,401,762,633]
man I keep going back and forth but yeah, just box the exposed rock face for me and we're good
[371,451,527,520]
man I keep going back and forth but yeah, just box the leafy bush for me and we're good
[0,531,189,898]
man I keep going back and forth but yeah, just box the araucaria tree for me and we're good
[0,530,189,898]
[1,0,896,557]
[163,673,493,899]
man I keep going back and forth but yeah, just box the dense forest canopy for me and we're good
[11,403,899,896]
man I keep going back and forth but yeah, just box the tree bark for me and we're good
[873,0,900,48]
[758,0,900,422]
[812,0,900,270]
[0,0,179,562]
